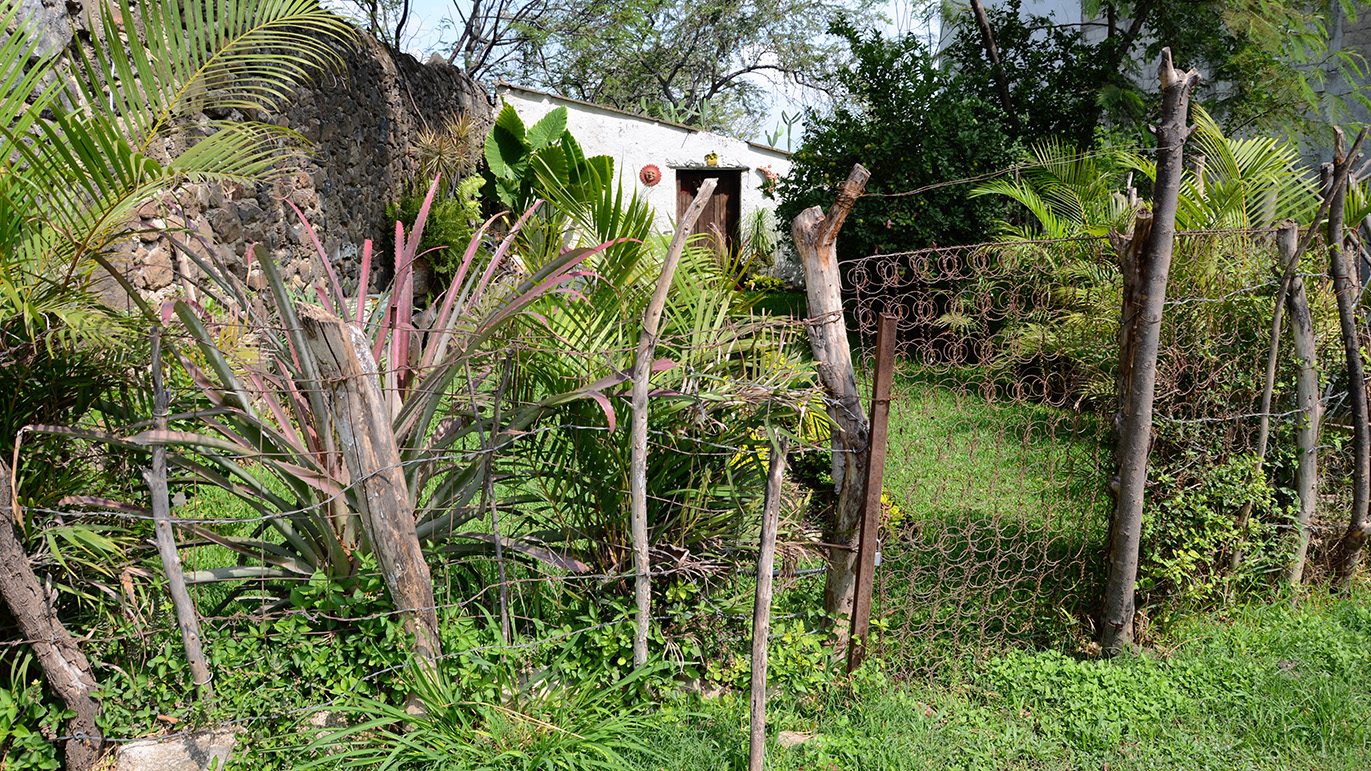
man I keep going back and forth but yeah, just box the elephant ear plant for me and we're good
[38,179,617,593]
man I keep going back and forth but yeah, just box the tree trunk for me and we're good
[1284,220,1322,586]
[968,0,1013,115]
[1101,50,1200,655]
[1330,127,1371,590]
[1108,209,1154,455]
[748,439,788,771]
[791,163,871,643]
[629,178,717,667]
[0,461,103,770]
[296,304,440,664]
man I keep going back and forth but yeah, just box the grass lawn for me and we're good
[632,590,1371,771]
[868,364,1113,671]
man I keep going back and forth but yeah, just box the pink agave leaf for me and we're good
[287,200,349,317]
[57,496,150,515]
[404,176,442,263]
[244,370,301,450]
[126,429,256,456]
[585,391,616,432]
[175,353,227,408]
[444,211,505,302]
[356,239,373,325]
[468,200,543,310]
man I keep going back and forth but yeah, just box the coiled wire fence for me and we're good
[846,228,1360,677]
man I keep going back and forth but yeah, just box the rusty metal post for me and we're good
[847,312,896,672]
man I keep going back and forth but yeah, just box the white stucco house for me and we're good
[495,83,800,284]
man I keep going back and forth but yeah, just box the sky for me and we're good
[328,0,942,148]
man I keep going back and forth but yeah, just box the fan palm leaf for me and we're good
[0,0,355,278]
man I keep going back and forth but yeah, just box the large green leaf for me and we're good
[526,106,568,150]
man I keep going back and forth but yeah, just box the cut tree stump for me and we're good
[792,163,870,643]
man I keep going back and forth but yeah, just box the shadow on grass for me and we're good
[870,363,1112,675]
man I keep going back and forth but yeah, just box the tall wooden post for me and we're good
[630,178,717,667]
[792,163,871,643]
[296,304,440,664]
[1330,127,1371,589]
[147,325,214,702]
[1282,222,1322,586]
[847,313,895,673]
[748,439,788,771]
[1101,50,1200,655]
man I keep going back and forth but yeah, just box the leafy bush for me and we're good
[0,654,69,771]
[294,656,657,771]
[777,20,1019,260]
[386,175,487,287]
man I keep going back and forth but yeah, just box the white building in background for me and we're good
[495,83,799,282]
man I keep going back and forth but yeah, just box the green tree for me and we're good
[947,0,1371,144]
[502,0,875,137]
[777,21,1020,258]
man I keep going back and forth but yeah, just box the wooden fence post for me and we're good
[847,313,895,673]
[630,178,717,668]
[296,304,440,665]
[749,438,788,771]
[1330,127,1371,589]
[0,461,103,770]
[1101,50,1200,655]
[147,325,213,702]
[792,163,871,644]
[1281,221,1322,586]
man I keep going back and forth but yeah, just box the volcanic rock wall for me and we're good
[21,7,494,306]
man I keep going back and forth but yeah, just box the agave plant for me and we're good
[39,179,622,587]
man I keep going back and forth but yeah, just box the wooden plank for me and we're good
[749,438,788,771]
[847,313,896,673]
[147,325,213,703]
[631,177,718,667]
[791,163,871,645]
[296,303,440,664]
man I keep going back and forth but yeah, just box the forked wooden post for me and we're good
[296,304,440,664]
[1101,50,1200,655]
[791,163,870,643]
[749,438,788,771]
[147,325,214,702]
[847,312,896,673]
[630,177,718,668]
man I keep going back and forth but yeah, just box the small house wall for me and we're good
[496,85,800,285]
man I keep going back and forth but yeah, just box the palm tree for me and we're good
[0,1,353,766]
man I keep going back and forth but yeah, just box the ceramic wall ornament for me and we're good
[705,151,719,166]
[639,164,662,186]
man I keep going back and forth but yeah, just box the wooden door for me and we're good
[676,169,741,257]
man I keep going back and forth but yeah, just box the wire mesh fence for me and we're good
[847,228,1362,676]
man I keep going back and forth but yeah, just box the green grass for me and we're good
[630,589,1371,770]
[869,365,1113,670]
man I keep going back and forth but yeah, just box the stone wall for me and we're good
[68,19,494,306]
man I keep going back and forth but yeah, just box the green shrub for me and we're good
[386,175,486,288]
[0,653,68,771]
